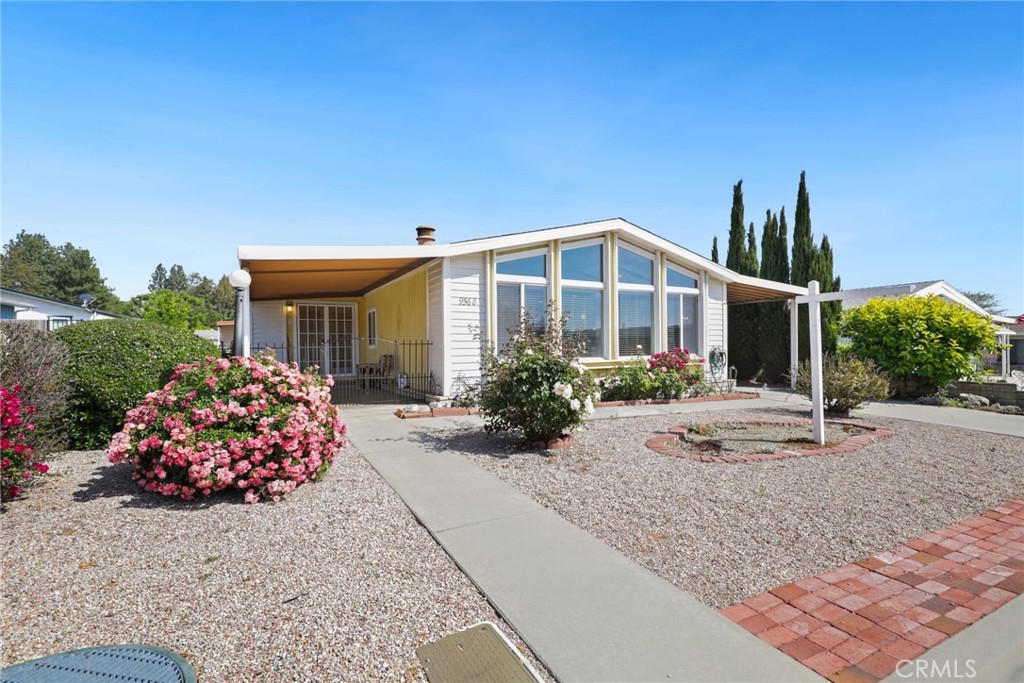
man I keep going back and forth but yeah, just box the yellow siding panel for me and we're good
[363,269,428,341]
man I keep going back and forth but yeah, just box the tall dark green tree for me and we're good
[776,207,790,284]
[726,180,747,270]
[711,237,719,264]
[792,171,813,290]
[810,235,841,354]
[791,171,820,360]
[148,264,168,292]
[725,181,761,379]
[744,222,759,277]
[0,231,59,295]
[755,210,791,383]
[165,264,189,292]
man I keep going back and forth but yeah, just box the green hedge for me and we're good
[56,319,219,449]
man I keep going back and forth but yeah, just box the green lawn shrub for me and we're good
[794,354,891,417]
[840,295,1002,398]
[56,319,218,449]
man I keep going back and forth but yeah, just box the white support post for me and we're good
[790,299,799,390]
[807,281,825,444]
[242,287,251,358]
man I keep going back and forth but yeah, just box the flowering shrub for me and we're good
[479,309,600,444]
[1,385,49,502]
[601,348,708,401]
[0,322,69,455]
[108,352,346,503]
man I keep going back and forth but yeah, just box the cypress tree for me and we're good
[791,171,816,360]
[776,207,790,284]
[811,235,841,354]
[744,222,759,277]
[711,236,719,264]
[756,211,790,383]
[726,180,746,270]
[760,210,777,281]
[792,171,813,288]
[725,180,754,379]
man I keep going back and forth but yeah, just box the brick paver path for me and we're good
[721,500,1024,682]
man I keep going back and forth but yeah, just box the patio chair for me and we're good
[0,644,197,683]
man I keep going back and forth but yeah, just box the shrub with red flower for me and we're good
[108,351,346,503]
[1,385,48,502]
[599,347,709,401]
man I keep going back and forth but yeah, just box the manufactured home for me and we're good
[237,219,806,403]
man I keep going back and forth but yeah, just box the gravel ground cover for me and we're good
[0,446,551,682]
[436,407,1024,609]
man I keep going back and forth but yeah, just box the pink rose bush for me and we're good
[108,352,345,503]
[1,385,48,502]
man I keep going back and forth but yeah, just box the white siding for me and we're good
[445,253,487,396]
[706,278,727,353]
[426,262,445,395]
[250,300,287,361]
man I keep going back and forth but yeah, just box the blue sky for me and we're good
[3,2,1022,312]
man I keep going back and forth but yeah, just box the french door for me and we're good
[297,303,356,376]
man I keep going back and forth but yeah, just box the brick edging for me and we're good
[394,406,480,419]
[645,419,894,463]
[595,392,758,408]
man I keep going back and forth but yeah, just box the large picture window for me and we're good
[618,291,652,356]
[666,263,700,354]
[496,283,546,350]
[617,243,655,356]
[562,288,604,358]
[495,249,549,350]
[561,240,606,357]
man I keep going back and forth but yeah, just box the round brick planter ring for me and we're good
[645,419,894,463]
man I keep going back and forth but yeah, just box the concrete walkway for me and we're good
[345,393,1021,682]
[345,405,822,683]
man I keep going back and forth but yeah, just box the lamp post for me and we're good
[228,269,252,357]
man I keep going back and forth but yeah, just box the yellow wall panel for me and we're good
[363,269,428,341]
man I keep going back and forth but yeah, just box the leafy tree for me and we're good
[148,264,168,292]
[961,290,1006,316]
[0,231,59,295]
[140,290,216,330]
[840,295,1002,397]
[165,264,189,292]
[211,275,236,319]
[0,231,118,308]
[53,242,119,309]
[711,236,719,264]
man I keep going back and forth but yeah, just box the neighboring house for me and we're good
[237,218,806,401]
[836,280,1017,378]
[0,287,120,329]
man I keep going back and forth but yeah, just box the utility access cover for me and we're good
[416,622,540,683]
